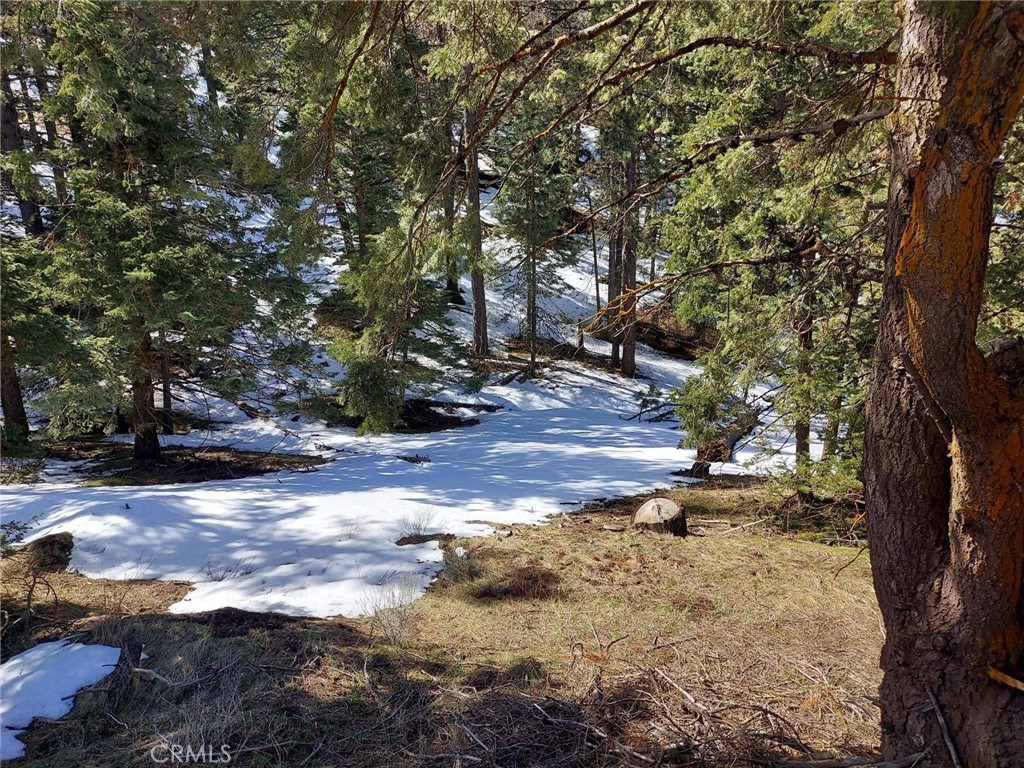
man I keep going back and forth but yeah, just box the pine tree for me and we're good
[32,2,312,460]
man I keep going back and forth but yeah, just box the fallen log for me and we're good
[412,398,503,413]
[635,308,718,361]
[695,405,762,463]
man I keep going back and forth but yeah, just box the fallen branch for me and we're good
[721,519,767,535]
[782,754,925,768]
[988,666,1024,693]
[496,367,529,386]
[653,668,715,726]
[532,701,655,764]
[132,667,201,688]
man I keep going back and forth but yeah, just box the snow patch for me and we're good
[0,640,122,760]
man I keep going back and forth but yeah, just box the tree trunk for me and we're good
[620,151,638,379]
[587,185,601,314]
[1,75,44,237]
[820,408,840,460]
[864,4,1024,765]
[199,43,219,110]
[335,194,356,256]
[608,221,622,368]
[16,73,44,157]
[442,175,463,304]
[466,108,488,357]
[159,330,173,435]
[131,332,160,463]
[527,247,538,378]
[36,74,67,203]
[794,251,815,464]
[0,336,30,438]
[350,128,370,264]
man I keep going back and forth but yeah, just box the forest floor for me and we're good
[1,440,324,487]
[1,479,882,768]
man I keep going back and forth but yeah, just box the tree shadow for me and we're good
[469,566,563,601]
[9,607,880,768]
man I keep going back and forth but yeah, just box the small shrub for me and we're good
[360,572,421,644]
[396,507,439,539]
[0,519,32,556]
[441,544,476,583]
[761,457,865,544]
[201,557,256,582]
[340,355,403,435]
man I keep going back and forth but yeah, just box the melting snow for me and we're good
[0,640,122,760]
[0,223,816,619]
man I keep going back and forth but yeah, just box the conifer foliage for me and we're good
[1,3,1023,758]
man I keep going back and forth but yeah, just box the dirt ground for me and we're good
[0,481,882,767]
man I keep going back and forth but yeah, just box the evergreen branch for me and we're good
[496,0,654,68]
[693,108,891,150]
[319,2,383,176]
[529,107,892,258]
[508,37,893,164]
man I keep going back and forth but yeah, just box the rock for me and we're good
[23,532,74,571]
[602,524,626,532]
[494,529,513,538]
[631,498,687,537]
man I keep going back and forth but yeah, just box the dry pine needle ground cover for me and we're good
[0,482,882,767]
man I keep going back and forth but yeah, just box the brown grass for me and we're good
[0,482,884,767]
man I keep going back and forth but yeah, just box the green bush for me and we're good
[340,355,402,435]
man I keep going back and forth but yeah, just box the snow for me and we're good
[0,639,122,760]
[2,403,696,618]
[1,333,810,618]
[0,200,819,620]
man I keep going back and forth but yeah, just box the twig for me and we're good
[721,519,767,535]
[363,655,382,707]
[652,667,714,729]
[782,754,924,768]
[132,668,200,687]
[925,685,963,768]
[833,546,868,580]
[459,723,490,752]
[988,666,1024,693]
[532,702,655,764]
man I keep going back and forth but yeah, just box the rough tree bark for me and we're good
[158,330,173,436]
[586,184,602,314]
[864,3,1024,766]
[131,331,161,463]
[608,219,622,368]
[527,245,538,378]
[442,175,463,305]
[466,107,489,357]
[1,336,31,438]
[199,43,219,111]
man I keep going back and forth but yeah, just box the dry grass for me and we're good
[412,483,882,764]
[0,481,884,766]
[0,550,190,659]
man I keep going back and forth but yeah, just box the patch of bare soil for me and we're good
[1,550,191,659]
[44,439,323,486]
